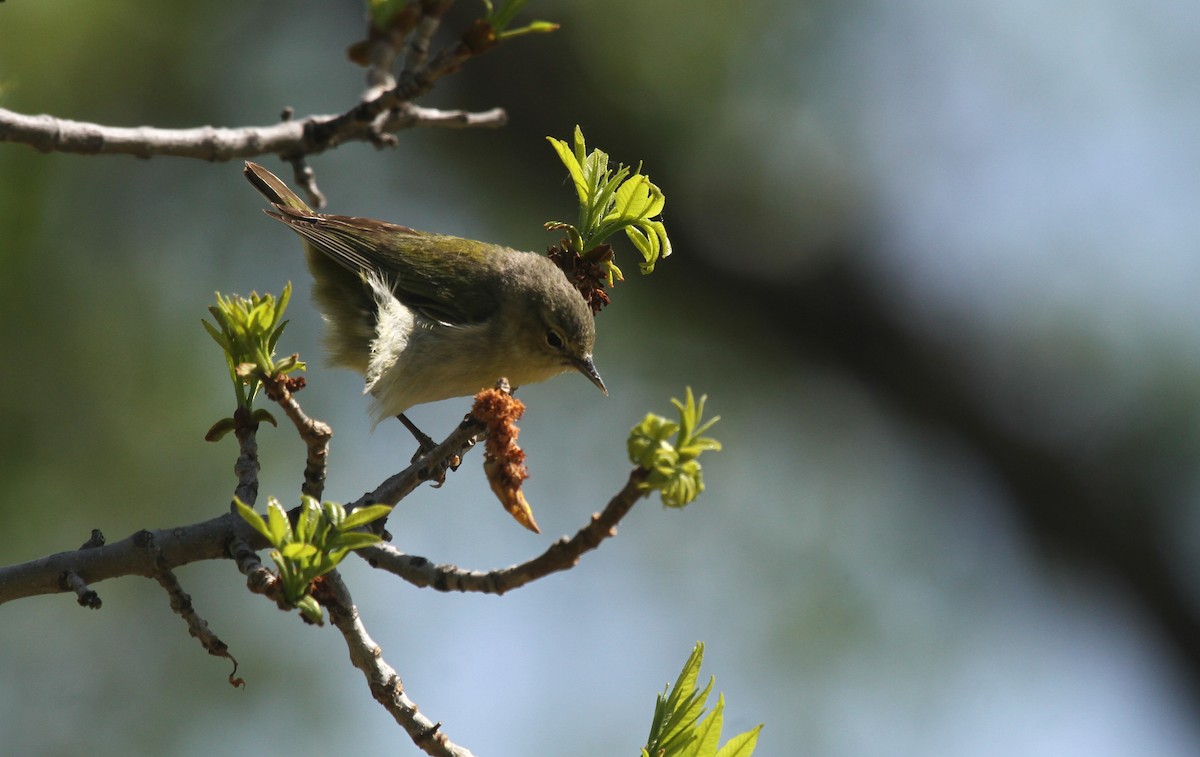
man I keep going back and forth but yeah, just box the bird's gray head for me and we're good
[503,255,606,394]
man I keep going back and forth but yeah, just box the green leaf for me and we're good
[201,317,230,351]
[322,500,347,528]
[713,726,763,757]
[248,494,396,620]
[663,643,704,727]
[642,643,760,757]
[294,496,319,543]
[547,135,588,205]
[266,498,290,546]
[270,550,288,579]
[661,677,714,752]
[280,542,318,560]
[546,127,672,286]
[205,285,300,410]
[276,281,292,324]
[657,459,705,508]
[328,532,384,551]
[498,20,559,38]
[234,499,271,541]
[205,417,237,442]
[692,694,725,756]
[628,413,680,469]
[339,504,394,531]
[631,389,721,507]
[647,220,672,271]
[250,408,278,427]
[627,223,660,272]
[484,0,527,30]
[608,174,663,222]
[295,595,324,625]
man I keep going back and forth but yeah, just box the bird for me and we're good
[243,161,606,440]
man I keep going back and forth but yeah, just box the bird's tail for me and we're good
[243,161,313,214]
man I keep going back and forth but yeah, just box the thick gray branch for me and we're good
[0,514,256,605]
[0,415,480,605]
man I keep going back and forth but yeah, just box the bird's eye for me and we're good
[546,329,564,349]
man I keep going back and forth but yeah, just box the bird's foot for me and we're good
[398,413,462,487]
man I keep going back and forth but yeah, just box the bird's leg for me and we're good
[398,413,437,455]
[397,413,461,486]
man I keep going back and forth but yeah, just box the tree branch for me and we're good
[360,467,650,592]
[0,516,254,605]
[232,406,261,507]
[62,571,101,609]
[263,375,333,501]
[0,414,482,605]
[0,103,505,162]
[0,15,516,167]
[318,570,477,757]
[154,563,243,687]
[347,413,487,513]
[403,2,451,74]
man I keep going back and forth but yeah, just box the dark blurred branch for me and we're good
[403,1,452,74]
[704,253,1200,704]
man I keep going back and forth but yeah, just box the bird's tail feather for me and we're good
[243,161,313,214]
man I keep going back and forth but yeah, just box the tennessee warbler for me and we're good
[243,162,606,425]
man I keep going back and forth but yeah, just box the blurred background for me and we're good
[4,0,1200,754]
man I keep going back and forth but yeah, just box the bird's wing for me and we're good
[267,205,504,326]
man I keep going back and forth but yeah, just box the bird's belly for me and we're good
[363,331,564,422]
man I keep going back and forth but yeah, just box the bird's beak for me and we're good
[573,355,608,396]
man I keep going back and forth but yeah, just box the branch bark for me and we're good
[0,514,252,605]
[0,29,505,164]
[0,421,636,606]
[361,467,650,592]
[320,571,477,757]
[0,103,505,162]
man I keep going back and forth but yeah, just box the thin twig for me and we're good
[403,1,452,74]
[361,30,401,102]
[263,376,333,501]
[318,571,477,757]
[360,467,650,592]
[151,543,243,687]
[225,398,280,598]
[61,571,102,609]
[232,406,261,507]
[347,413,486,513]
[285,155,327,210]
[227,534,277,598]
[306,41,476,151]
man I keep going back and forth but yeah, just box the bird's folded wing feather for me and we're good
[268,206,504,326]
